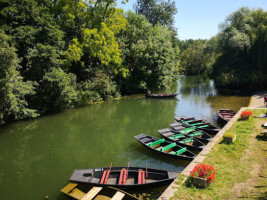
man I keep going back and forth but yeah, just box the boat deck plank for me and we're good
[111,191,125,200]
[81,187,102,200]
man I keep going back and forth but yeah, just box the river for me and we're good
[0,75,250,200]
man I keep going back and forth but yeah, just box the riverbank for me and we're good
[159,92,267,199]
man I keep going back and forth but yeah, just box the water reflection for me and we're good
[175,75,250,126]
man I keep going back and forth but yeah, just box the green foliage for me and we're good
[0,30,38,124]
[134,0,177,27]
[179,40,213,75]
[82,22,122,67]
[211,7,267,89]
[92,71,121,100]
[0,0,179,124]
[36,68,78,113]
[117,11,178,92]
[77,81,101,105]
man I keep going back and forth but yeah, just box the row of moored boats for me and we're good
[61,111,235,200]
[135,116,220,162]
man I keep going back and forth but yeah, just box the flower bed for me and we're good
[189,163,215,188]
[240,111,252,120]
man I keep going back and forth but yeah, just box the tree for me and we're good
[0,30,38,124]
[35,67,78,113]
[179,40,212,75]
[117,11,178,92]
[134,0,177,27]
[211,7,267,89]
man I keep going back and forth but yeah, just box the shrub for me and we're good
[224,132,235,138]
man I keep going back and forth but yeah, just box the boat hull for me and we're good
[145,93,179,98]
[217,109,236,124]
[69,166,178,190]
[134,134,196,161]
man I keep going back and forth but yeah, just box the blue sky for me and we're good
[117,0,267,40]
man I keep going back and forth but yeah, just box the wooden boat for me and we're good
[157,128,206,151]
[173,116,220,135]
[69,164,178,190]
[61,183,140,200]
[217,109,236,123]
[134,134,196,161]
[145,93,179,98]
[168,126,213,144]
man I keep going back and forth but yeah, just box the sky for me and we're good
[117,0,267,40]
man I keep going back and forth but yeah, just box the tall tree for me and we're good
[0,30,38,124]
[118,11,178,92]
[180,40,212,75]
[134,0,177,27]
[211,7,267,89]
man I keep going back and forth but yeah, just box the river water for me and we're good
[0,75,250,200]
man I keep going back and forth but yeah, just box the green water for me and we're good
[0,75,250,200]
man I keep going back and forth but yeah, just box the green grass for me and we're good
[171,109,267,200]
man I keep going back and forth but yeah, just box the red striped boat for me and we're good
[69,164,178,190]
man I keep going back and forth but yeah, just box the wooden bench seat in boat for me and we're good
[111,191,125,200]
[138,170,145,184]
[179,138,193,144]
[170,134,184,140]
[155,146,163,151]
[189,131,202,137]
[161,143,176,153]
[147,138,165,148]
[100,170,110,184]
[61,183,85,199]
[81,187,102,200]
[197,125,209,128]
[170,147,187,155]
[118,169,128,185]
[180,127,196,134]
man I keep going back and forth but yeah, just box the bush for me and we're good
[224,132,236,138]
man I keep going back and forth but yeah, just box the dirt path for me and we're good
[249,92,267,108]
[231,92,267,200]
[231,120,266,199]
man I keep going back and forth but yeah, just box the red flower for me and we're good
[240,111,252,120]
[189,163,216,184]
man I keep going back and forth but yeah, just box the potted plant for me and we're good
[223,132,236,143]
[240,111,252,120]
[189,163,215,188]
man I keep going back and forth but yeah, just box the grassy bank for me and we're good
[172,109,267,200]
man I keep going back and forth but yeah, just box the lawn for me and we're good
[171,109,267,200]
